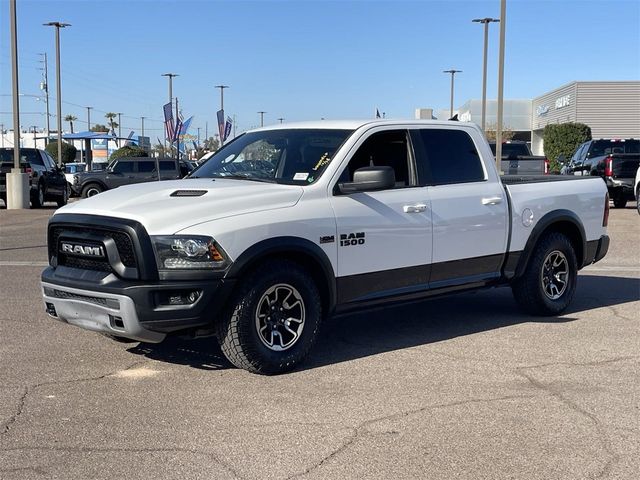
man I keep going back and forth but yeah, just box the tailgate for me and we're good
[611,154,640,179]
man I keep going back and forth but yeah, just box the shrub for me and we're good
[45,141,78,164]
[110,145,148,161]
[543,122,592,172]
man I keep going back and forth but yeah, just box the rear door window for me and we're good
[414,129,485,185]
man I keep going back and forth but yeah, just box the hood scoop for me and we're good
[170,189,208,197]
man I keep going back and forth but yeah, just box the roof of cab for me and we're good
[248,119,465,132]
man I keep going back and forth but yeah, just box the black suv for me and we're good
[0,147,68,208]
[71,157,193,198]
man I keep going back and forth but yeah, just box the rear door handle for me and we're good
[403,204,428,213]
[482,196,503,205]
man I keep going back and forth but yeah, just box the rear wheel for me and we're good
[82,183,103,198]
[31,182,45,208]
[216,260,322,374]
[613,195,627,208]
[511,232,578,316]
[636,187,640,215]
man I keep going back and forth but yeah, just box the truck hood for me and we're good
[57,178,304,234]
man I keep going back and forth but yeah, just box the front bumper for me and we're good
[42,266,235,343]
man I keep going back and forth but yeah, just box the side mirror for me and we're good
[338,166,396,194]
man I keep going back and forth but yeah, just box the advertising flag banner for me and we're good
[224,116,233,141]
[180,116,193,136]
[163,102,175,141]
[217,109,225,141]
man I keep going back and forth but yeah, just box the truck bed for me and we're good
[501,175,599,185]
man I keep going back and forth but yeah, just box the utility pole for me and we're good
[117,112,122,146]
[277,117,284,124]
[85,106,92,130]
[7,0,29,208]
[443,69,462,119]
[473,17,499,132]
[31,125,37,147]
[39,52,51,144]
[258,111,266,127]
[205,121,208,142]
[1,123,4,148]
[197,127,201,145]
[175,98,179,161]
[43,21,70,167]
[495,0,507,174]
[161,73,178,152]
[233,114,237,138]
[141,116,145,138]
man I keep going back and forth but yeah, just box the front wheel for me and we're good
[511,232,578,316]
[82,183,103,198]
[56,184,68,207]
[216,260,322,375]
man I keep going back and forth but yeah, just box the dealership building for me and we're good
[428,81,640,156]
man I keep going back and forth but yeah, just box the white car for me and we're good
[42,120,610,374]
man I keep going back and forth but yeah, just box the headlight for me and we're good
[151,235,228,270]
[73,175,79,184]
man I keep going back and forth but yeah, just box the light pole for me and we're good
[44,21,70,167]
[161,73,178,150]
[495,0,507,174]
[85,106,92,130]
[7,0,29,208]
[443,69,462,119]
[215,85,229,145]
[258,111,266,127]
[141,116,145,138]
[277,117,284,124]
[39,52,51,144]
[472,17,499,132]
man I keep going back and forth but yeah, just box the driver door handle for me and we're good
[403,204,428,213]
[482,196,503,205]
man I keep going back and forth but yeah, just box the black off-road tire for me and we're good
[31,182,45,208]
[56,184,68,207]
[82,183,103,198]
[636,188,640,215]
[216,259,322,375]
[511,232,578,316]
[612,195,627,209]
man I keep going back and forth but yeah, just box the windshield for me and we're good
[191,129,353,184]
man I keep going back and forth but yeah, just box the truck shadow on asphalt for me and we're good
[126,274,639,372]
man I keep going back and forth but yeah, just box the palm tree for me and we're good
[64,114,77,133]
[105,112,118,133]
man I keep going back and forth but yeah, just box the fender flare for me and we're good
[226,237,337,313]
[512,209,586,279]
[80,179,109,192]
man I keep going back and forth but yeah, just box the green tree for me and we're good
[110,145,148,161]
[64,114,77,133]
[90,124,109,132]
[543,122,592,173]
[45,141,77,164]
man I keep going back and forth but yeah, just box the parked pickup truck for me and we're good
[71,157,194,198]
[489,140,549,175]
[42,120,610,374]
[563,138,640,208]
[1,147,68,208]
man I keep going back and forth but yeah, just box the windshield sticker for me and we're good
[312,153,331,171]
[293,172,309,181]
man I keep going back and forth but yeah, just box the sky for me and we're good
[1,0,639,139]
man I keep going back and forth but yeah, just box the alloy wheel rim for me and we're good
[255,283,305,351]
[87,187,99,197]
[540,250,569,300]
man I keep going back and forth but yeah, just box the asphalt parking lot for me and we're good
[0,201,638,480]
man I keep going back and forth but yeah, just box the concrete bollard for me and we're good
[6,169,30,209]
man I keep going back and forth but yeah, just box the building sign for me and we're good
[555,94,571,109]
[536,105,549,117]
[91,138,108,158]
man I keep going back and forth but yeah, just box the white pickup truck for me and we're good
[42,120,610,374]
